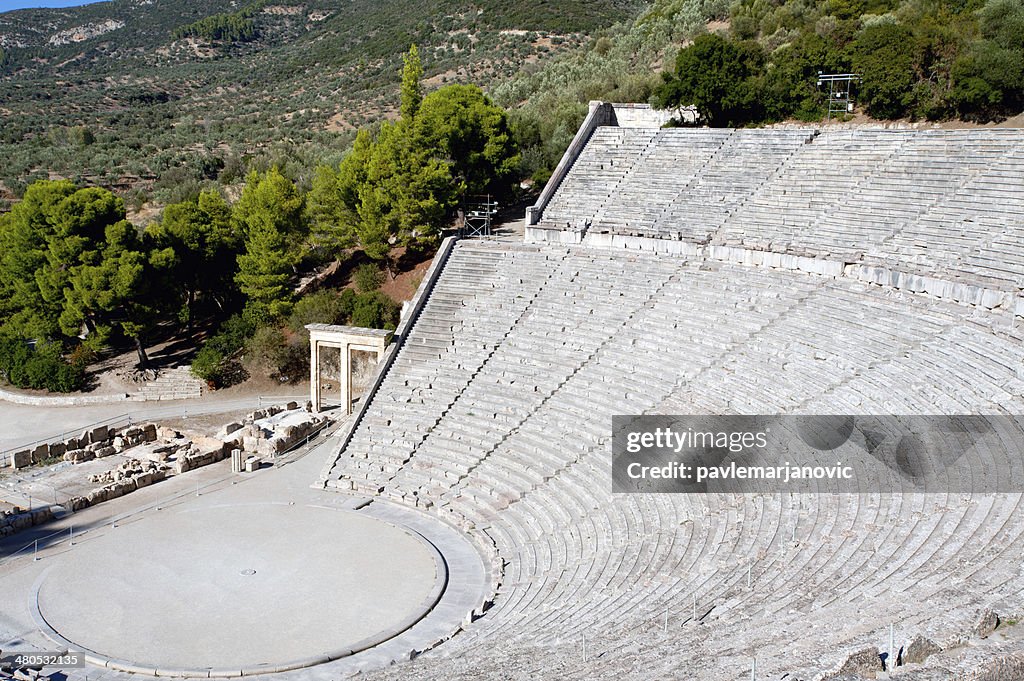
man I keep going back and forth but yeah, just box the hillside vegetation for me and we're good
[0,0,638,205]
[653,0,1024,125]
[2,0,1020,206]
[494,0,1023,177]
[0,51,517,392]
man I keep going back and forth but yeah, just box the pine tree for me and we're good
[59,219,157,368]
[305,165,358,255]
[147,189,240,331]
[0,180,77,339]
[233,168,306,319]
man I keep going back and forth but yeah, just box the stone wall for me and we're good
[607,102,681,127]
[7,422,159,470]
[0,385,140,406]
[0,506,53,538]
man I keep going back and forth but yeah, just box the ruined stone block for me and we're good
[835,647,881,678]
[255,439,277,457]
[90,425,109,444]
[11,450,31,469]
[223,422,243,436]
[31,443,49,464]
[975,609,1000,638]
[71,450,95,463]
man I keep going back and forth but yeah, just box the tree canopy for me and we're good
[310,53,519,260]
[401,44,424,121]
[648,0,1024,126]
[146,189,240,330]
[0,180,164,368]
[655,33,766,126]
[233,168,306,319]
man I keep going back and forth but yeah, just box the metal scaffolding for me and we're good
[461,195,499,239]
[817,73,861,122]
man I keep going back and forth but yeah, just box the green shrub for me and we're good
[244,326,289,373]
[0,337,85,393]
[353,263,385,293]
[350,291,401,330]
[242,325,308,381]
[190,313,256,386]
[209,314,257,355]
[339,288,358,319]
[287,290,349,333]
[190,345,226,384]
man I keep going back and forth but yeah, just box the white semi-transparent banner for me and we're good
[611,415,1024,493]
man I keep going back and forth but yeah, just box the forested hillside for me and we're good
[0,0,639,205]
[2,0,1020,207]
[651,0,1024,125]
[0,49,519,392]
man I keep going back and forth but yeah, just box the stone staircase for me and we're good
[138,366,206,401]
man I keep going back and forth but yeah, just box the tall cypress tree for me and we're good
[400,44,423,121]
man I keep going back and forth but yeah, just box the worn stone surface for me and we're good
[833,647,881,678]
[975,609,1000,638]
[904,635,942,665]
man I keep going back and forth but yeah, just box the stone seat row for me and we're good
[322,240,1024,679]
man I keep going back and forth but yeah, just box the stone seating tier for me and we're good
[325,239,1024,681]
[536,128,1024,295]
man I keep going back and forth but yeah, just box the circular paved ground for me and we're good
[33,503,446,676]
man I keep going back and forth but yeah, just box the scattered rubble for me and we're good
[2,403,328,536]
[217,402,327,458]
